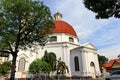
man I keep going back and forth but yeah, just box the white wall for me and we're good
[70,44,101,78]
[48,33,79,44]
[8,34,100,78]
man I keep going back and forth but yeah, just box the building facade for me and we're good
[8,12,101,78]
[103,57,120,74]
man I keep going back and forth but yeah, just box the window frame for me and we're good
[49,36,57,42]
[74,56,80,71]
[69,37,74,42]
[18,58,26,71]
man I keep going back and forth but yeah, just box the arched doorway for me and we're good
[90,62,96,78]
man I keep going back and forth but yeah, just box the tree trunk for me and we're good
[10,52,17,80]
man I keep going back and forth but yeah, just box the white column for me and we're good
[62,46,64,61]
[81,50,87,76]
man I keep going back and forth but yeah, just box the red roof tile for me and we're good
[104,59,120,68]
[52,20,77,37]
[116,59,120,64]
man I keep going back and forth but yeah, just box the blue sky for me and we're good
[41,0,120,59]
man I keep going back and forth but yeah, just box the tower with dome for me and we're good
[8,12,101,78]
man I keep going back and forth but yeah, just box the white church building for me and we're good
[8,12,101,78]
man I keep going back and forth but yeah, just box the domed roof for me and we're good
[52,12,77,37]
[53,20,77,37]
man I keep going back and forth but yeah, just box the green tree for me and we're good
[0,0,54,80]
[29,59,51,74]
[56,58,69,74]
[0,61,12,76]
[42,50,56,71]
[49,52,57,71]
[84,0,120,19]
[42,50,51,63]
[42,51,69,75]
[98,54,108,72]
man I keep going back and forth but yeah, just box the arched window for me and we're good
[74,56,79,71]
[69,37,74,42]
[18,58,26,71]
[49,36,57,42]
[90,62,95,67]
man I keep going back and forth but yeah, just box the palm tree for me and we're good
[56,58,69,74]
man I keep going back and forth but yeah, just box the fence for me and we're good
[0,74,94,80]
[27,73,93,80]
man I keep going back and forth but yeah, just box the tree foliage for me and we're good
[0,0,54,79]
[29,59,51,74]
[84,0,120,19]
[0,61,12,76]
[98,54,108,71]
[42,51,69,74]
[42,50,56,71]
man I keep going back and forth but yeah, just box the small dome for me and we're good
[52,20,77,37]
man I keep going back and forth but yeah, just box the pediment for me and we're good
[18,53,29,59]
[82,43,97,50]
[112,61,120,68]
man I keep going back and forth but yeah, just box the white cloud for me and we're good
[48,0,110,40]
[43,0,120,59]
[98,44,120,60]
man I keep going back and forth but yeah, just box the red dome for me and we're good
[52,20,77,37]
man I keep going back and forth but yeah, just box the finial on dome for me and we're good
[54,12,62,20]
